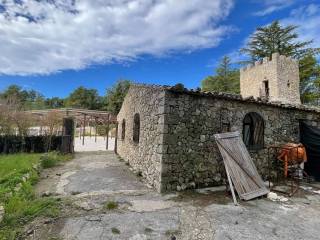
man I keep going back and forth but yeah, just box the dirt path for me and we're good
[31,151,320,240]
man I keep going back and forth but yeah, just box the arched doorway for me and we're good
[243,112,265,150]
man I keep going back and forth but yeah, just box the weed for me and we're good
[104,201,118,210]
[145,227,153,233]
[71,191,82,195]
[165,229,181,236]
[111,227,120,234]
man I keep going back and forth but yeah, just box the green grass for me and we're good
[0,153,62,240]
[0,153,40,180]
[103,201,118,210]
[0,154,40,203]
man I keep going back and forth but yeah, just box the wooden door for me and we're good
[215,132,269,200]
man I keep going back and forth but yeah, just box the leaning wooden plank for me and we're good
[225,163,238,205]
[214,131,269,201]
[216,133,268,200]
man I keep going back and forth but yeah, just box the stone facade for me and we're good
[117,84,320,193]
[240,53,301,105]
[117,85,166,192]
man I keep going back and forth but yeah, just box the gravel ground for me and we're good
[74,136,115,152]
[32,151,320,240]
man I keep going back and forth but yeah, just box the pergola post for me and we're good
[90,117,92,138]
[106,115,110,150]
[82,114,86,146]
[95,117,98,143]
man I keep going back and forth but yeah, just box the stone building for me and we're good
[240,53,301,104]
[116,54,320,193]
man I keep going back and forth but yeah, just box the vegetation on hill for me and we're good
[0,80,132,114]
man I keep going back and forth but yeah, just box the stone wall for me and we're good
[240,53,301,104]
[117,85,166,192]
[117,85,320,193]
[160,90,319,192]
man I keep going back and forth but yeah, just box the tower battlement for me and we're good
[240,53,301,104]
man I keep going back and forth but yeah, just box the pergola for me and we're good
[27,108,118,150]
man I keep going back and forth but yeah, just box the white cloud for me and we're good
[0,0,234,75]
[254,0,295,16]
[282,4,320,49]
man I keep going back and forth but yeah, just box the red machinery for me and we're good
[277,143,307,178]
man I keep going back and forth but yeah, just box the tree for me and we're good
[201,56,240,94]
[241,20,318,62]
[66,86,102,110]
[104,80,131,114]
[0,85,27,103]
[299,54,320,104]
[45,97,65,109]
[0,85,46,110]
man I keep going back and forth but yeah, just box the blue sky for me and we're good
[0,0,319,97]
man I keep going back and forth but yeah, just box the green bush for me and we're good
[40,151,72,169]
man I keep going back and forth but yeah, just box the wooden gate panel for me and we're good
[215,132,269,200]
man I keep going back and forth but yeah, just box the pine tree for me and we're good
[202,56,240,94]
[241,20,318,61]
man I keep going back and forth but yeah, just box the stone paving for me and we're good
[33,151,320,240]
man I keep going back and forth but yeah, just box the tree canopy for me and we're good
[241,20,318,62]
[65,87,103,110]
[104,80,131,114]
[0,85,46,110]
[201,56,240,94]
[0,80,132,112]
[299,54,320,104]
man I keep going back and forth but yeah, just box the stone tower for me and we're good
[240,52,301,104]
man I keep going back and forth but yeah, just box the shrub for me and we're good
[40,152,72,169]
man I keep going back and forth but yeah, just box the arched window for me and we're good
[121,119,126,140]
[133,113,140,143]
[243,112,264,150]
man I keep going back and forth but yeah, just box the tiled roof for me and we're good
[131,83,320,114]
